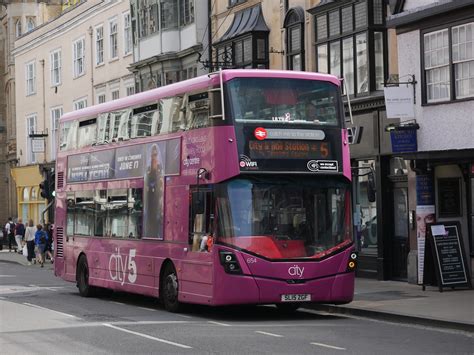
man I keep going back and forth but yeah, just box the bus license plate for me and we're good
[281,294,311,302]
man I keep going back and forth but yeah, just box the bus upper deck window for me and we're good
[60,121,78,151]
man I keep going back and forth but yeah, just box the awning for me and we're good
[215,4,269,45]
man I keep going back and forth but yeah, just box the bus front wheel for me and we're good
[77,255,96,297]
[161,264,182,313]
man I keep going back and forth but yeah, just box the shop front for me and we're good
[11,165,47,224]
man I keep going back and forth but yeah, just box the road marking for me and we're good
[22,302,79,319]
[175,314,192,319]
[0,275,16,278]
[103,323,192,349]
[111,301,126,306]
[208,321,231,327]
[255,331,283,337]
[311,342,346,350]
[137,306,156,312]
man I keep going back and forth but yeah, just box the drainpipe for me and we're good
[208,0,212,72]
[88,26,94,105]
[40,59,46,163]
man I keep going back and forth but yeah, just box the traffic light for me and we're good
[39,179,49,199]
[39,171,55,200]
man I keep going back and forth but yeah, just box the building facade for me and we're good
[12,0,133,223]
[129,0,208,92]
[388,0,474,284]
[0,0,62,224]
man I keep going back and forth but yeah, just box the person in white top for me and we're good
[24,219,36,265]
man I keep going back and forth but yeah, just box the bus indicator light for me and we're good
[254,127,267,140]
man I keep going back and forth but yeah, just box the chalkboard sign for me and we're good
[423,222,471,292]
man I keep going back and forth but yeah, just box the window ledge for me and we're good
[73,73,86,80]
[421,96,474,107]
[95,62,105,68]
[109,57,119,63]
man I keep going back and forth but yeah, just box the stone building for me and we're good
[11,0,133,223]
[0,0,62,224]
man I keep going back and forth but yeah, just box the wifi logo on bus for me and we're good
[254,127,267,140]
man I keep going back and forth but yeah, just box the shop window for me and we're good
[355,160,377,254]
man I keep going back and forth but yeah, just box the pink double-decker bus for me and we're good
[54,69,356,312]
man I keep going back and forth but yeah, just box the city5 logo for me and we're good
[288,264,304,278]
[109,248,138,285]
[239,155,258,169]
[254,127,267,140]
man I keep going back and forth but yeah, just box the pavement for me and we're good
[1,249,473,333]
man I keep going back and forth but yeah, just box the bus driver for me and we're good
[143,144,164,238]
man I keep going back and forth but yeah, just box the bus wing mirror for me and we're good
[192,191,205,215]
[209,88,223,119]
[367,171,376,203]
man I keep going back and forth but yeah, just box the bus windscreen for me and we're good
[226,78,340,126]
[216,176,352,260]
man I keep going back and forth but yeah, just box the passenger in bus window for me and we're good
[143,144,164,238]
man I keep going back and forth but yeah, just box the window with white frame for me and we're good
[180,0,195,26]
[123,12,132,55]
[109,18,118,59]
[50,107,63,160]
[73,38,85,77]
[73,98,87,110]
[15,19,21,37]
[26,18,35,33]
[96,26,104,65]
[26,61,36,96]
[112,90,120,100]
[126,85,135,96]
[423,20,474,103]
[26,114,37,164]
[50,49,61,86]
[97,93,106,104]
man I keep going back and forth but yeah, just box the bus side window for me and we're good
[97,113,110,143]
[110,110,131,141]
[60,121,78,151]
[186,92,209,130]
[161,96,185,133]
[189,189,214,252]
[128,188,143,239]
[78,118,97,148]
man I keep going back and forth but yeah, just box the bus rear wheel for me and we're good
[161,264,181,313]
[77,255,96,297]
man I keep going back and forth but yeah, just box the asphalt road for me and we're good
[0,261,472,354]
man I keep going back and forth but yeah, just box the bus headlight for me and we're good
[219,251,242,274]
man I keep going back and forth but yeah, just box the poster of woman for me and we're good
[416,205,435,284]
[143,143,165,239]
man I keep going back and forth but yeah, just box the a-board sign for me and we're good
[423,222,471,292]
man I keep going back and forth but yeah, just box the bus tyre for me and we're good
[276,303,300,313]
[77,255,96,297]
[161,264,181,313]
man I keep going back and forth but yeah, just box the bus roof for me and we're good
[60,69,341,123]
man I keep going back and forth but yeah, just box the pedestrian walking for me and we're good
[24,219,36,265]
[15,218,25,254]
[44,223,54,264]
[35,224,48,267]
[5,217,16,252]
